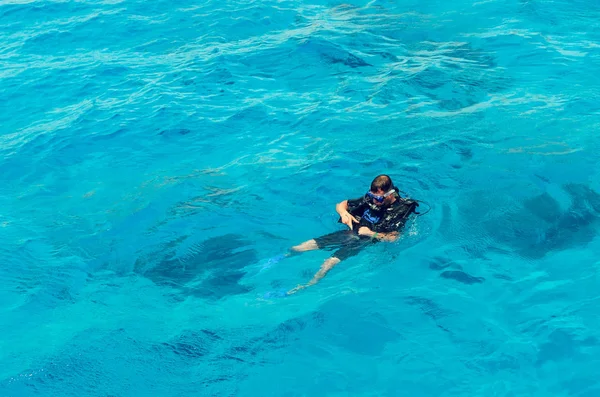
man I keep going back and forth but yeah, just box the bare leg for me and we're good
[291,230,354,254]
[286,237,368,295]
[307,257,341,286]
[261,239,320,273]
[291,239,319,253]
[287,256,342,295]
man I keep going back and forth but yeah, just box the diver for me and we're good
[280,174,420,295]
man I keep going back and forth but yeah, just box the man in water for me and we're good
[286,174,419,294]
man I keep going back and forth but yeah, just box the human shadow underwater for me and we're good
[264,174,425,295]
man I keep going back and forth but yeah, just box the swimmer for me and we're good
[284,174,419,294]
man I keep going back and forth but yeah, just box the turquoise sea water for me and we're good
[2,0,600,395]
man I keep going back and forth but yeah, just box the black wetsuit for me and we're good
[313,195,418,260]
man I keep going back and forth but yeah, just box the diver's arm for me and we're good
[336,200,350,216]
[336,200,358,230]
[376,231,400,242]
[357,227,399,242]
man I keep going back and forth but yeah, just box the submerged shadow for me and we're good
[139,233,258,300]
[431,183,600,282]
[515,183,600,258]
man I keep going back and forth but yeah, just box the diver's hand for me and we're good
[358,226,375,237]
[340,212,358,230]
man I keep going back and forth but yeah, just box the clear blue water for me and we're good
[2,0,600,395]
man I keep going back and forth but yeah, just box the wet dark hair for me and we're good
[370,174,394,193]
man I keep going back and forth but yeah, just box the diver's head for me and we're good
[366,174,397,208]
